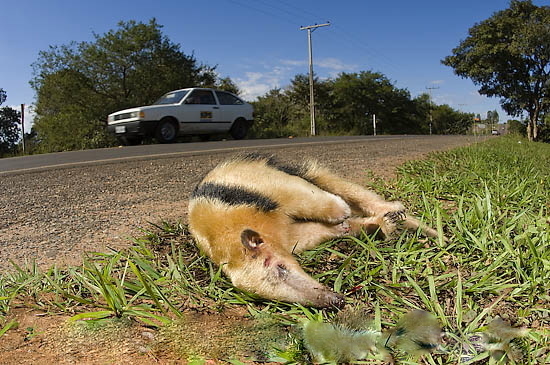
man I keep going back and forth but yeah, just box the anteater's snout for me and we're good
[317,290,345,309]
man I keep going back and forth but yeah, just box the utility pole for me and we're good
[300,22,330,136]
[20,104,26,154]
[425,86,439,135]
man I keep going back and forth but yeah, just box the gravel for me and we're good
[0,135,480,269]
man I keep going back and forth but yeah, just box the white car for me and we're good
[107,88,254,144]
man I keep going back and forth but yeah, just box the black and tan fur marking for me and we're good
[191,182,279,212]
[188,153,442,307]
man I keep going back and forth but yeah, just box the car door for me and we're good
[176,89,221,133]
[214,91,247,126]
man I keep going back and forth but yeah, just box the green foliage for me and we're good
[331,71,429,135]
[250,88,302,138]
[539,114,550,142]
[0,88,21,157]
[252,72,473,138]
[34,110,111,152]
[432,104,475,134]
[210,77,241,95]
[487,110,500,125]
[507,119,527,136]
[442,0,550,141]
[31,19,233,153]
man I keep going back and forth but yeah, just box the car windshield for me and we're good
[153,90,189,105]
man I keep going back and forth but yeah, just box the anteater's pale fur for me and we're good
[188,154,440,307]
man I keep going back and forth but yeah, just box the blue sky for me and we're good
[1,0,545,131]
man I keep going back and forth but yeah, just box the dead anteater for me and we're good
[189,153,441,307]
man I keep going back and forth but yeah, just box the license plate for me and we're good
[115,126,126,133]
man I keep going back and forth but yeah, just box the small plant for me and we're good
[0,319,18,338]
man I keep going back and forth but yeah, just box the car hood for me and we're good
[109,104,177,116]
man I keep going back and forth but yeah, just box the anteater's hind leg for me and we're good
[302,161,403,217]
[302,162,440,239]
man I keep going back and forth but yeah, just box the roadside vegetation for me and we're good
[0,88,22,158]
[0,136,548,363]
[249,72,475,139]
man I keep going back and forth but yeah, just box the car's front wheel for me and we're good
[155,118,178,143]
[230,118,249,140]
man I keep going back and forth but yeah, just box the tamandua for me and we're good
[188,153,440,308]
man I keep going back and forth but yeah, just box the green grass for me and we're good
[0,136,548,363]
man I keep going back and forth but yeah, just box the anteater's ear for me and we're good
[241,229,264,251]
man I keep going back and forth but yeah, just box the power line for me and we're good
[273,1,404,74]
[277,0,324,22]
[225,0,299,26]
[228,0,402,76]
[255,0,313,24]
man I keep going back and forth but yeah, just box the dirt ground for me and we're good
[0,306,287,364]
[0,135,482,363]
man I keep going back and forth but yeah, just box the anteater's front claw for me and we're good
[384,210,407,224]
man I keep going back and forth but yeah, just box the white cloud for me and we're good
[236,71,285,100]
[280,59,305,67]
[316,58,357,72]
[237,57,358,99]
[281,57,357,72]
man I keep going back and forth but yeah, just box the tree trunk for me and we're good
[530,108,540,141]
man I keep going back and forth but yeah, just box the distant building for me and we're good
[471,122,507,135]
[471,123,487,135]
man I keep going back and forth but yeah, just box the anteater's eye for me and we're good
[277,264,289,279]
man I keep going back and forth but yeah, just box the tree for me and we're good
[211,77,241,95]
[413,93,433,134]
[31,19,231,152]
[486,110,500,132]
[507,119,527,135]
[486,110,500,125]
[442,0,550,141]
[251,88,296,137]
[431,104,475,134]
[0,88,21,157]
[331,72,423,134]
[542,114,550,141]
[251,70,471,138]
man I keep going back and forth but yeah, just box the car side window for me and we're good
[215,91,244,105]
[185,90,216,105]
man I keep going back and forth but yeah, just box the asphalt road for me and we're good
[0,135,414,175]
